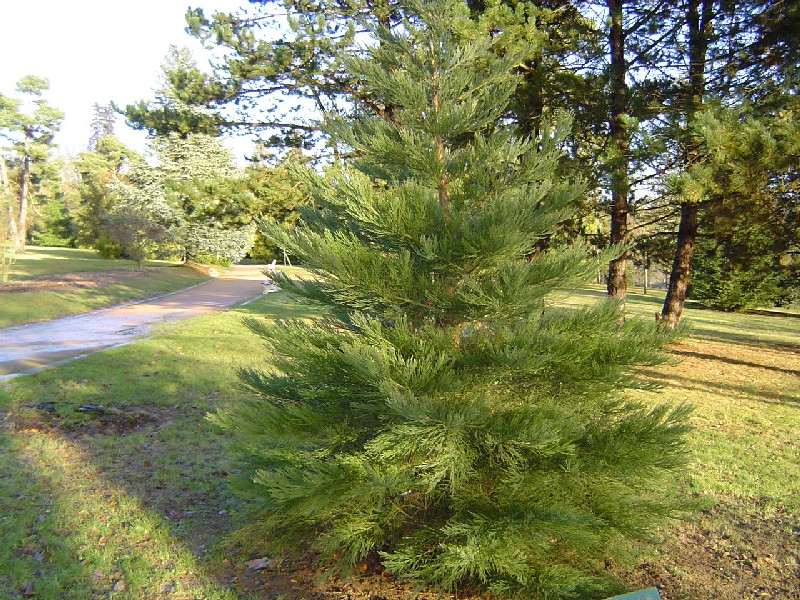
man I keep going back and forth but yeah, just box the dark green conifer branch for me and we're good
[214,0,694,596]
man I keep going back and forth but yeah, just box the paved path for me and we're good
[0,264,268,379]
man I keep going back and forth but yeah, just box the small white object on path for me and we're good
[0,264,269,380]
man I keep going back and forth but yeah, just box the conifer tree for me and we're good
[214,0,693,597]
[0,76,63,252]
[88,103,116,151]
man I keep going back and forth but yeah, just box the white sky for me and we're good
[0,0,246,158]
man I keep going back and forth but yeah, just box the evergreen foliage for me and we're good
[81,131,258,264]
[244,150,313,261]
[213,1,692,597]
[154,132,258,263]
[102,161,181,268]
[121,46,224,138]
[29,188,74,248]
[690,230,795,311]
[676,108,800,311]
[0,76,64,251]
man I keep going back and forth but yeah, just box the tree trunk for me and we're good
[659,202,698,328]
[13,154,31,253]
[659,0,714,326]
[606,0,629,299]
[1,157,14,242]
[1,158,14,283]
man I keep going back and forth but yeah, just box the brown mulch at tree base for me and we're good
[206,551,485,600]
[0,269,150,293]
[207,510,800,600]
[611,502,800,599]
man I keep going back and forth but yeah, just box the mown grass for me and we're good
[563,286,800,501]
[0,288,798,599]
[0,294,307,599]
[8,247,146,279]
[0,247,209,328]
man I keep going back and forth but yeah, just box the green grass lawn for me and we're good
[0,247,209,328]
[7,247,147,279]
[0,289,798,599]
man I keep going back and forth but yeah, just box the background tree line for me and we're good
[2,0,798,318]
[126,0,799,318]
[0,51,312,270]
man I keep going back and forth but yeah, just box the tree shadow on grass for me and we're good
[0,425,240,599]
[670,349,800,378]
[0,352,249,598]
[687,326,800,352]
[0,294,388,600]
[639,369,800,407]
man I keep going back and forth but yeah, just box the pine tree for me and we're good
[88,103,116,151]
[0,76,63,251]
[214,1,693,597]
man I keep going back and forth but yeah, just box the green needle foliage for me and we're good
[213,1,693,597]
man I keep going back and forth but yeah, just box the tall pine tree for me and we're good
[214,1,693,597]
[0,76,63,252]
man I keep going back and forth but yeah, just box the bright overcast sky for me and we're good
[0,0,246,158]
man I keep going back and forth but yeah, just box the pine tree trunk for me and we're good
[1,157,14,242]
[1,158,14,283]
[13,154,30,253]
[660,202,698,327]
[659,0,713,326]
[606,0,629,299]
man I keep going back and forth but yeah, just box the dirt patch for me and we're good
[613,502,800,599]
[1,401,159,436]
[205,551,482,600]
[0,269,150,293]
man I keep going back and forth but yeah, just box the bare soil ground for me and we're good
[615,501,800,599]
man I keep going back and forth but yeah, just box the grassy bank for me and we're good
[0,290,798,599]
[7,247,146,280]
[0,247,209,328]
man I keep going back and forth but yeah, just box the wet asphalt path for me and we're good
[0,265,268,379]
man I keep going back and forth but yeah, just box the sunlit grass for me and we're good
[636,338,800,507]
[0,255,208,328]
[561,284,800,347]
[8,246,172,279]
[559,286,800,504]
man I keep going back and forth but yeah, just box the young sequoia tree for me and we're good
[214,0,692,596]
